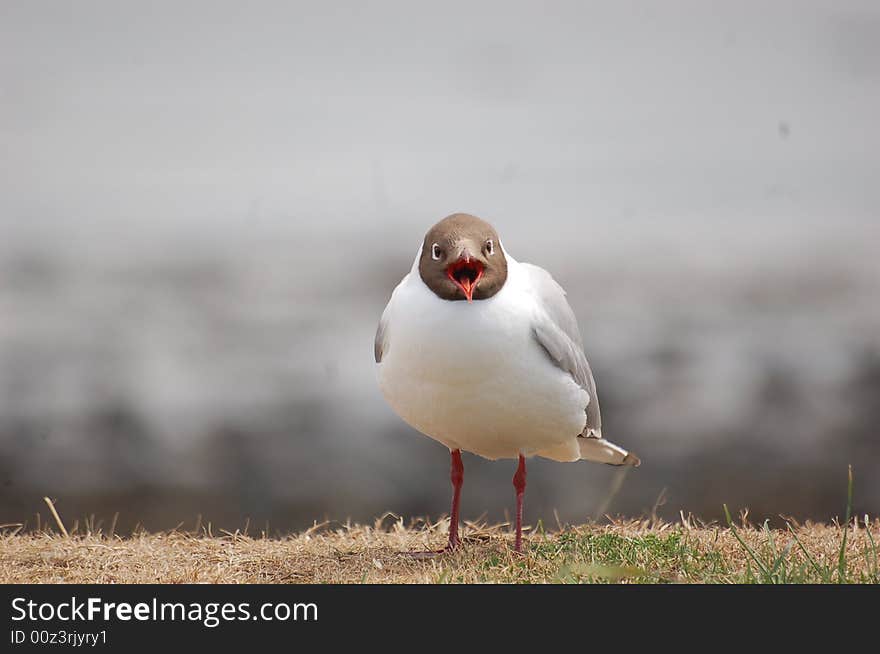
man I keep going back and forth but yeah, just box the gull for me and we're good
[375,213,639,552]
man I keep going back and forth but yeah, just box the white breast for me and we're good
[376,255,588,461]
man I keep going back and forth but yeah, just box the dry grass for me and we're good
[1,513,878,584]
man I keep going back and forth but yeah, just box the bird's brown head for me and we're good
[418,213,508,302]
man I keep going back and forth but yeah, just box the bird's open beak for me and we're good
[446,252,484,303]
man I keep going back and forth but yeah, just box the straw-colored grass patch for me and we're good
[1,513,877,584]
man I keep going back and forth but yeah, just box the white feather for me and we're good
[376,245,589,462]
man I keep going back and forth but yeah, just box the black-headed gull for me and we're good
[375,213,639,552]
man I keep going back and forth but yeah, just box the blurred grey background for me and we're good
[2,1,878,534]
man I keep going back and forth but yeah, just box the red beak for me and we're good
[446,256,484,303]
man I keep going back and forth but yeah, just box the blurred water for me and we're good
[1,1,879,531]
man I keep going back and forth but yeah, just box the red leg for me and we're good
[407,449,463,558]
[446,449,464,550]
[513,454,527,552]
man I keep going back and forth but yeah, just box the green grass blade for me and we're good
[769,539,794,580]
[724,504,772,581]
[764,520,776,559]
[787,522,829,582]
[837,466,853,584]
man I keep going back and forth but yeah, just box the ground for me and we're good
[1,513,877,584]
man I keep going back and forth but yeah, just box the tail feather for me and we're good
[578,435,640,467]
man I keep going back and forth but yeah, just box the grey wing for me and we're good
[375,273,410,364]
[523,263,601,436]
[374,310,388,363]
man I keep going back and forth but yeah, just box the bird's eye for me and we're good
[431,243,442,260]
[485,239,495,256]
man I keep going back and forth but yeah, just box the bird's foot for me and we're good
[406,549,445,560]
[509,544,527,558]
[407,537,461,559]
